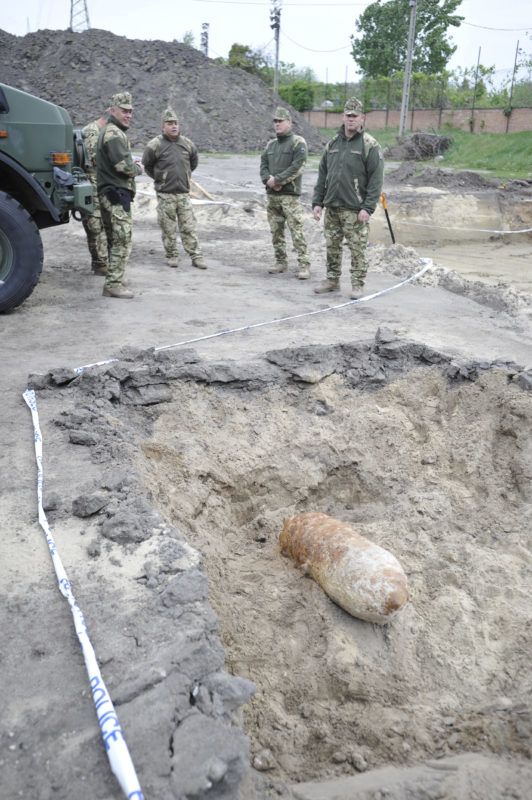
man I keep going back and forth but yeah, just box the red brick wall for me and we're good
[305,107,532,134]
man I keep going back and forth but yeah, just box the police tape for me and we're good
[23,257,433,794]
[154,258,434,354]
[22,388,144,800]
[74,258,433,372]
[396,220,532,235]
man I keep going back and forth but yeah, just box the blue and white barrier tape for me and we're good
[23,389,144,800]
[74,258,433,372]
[397,221,532,235]
[23,257,433,793]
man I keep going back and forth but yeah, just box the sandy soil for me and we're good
[1,157,531,799]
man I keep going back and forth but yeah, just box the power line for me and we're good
[462,22,532,32]
[193,1,367,5]
[281,30,350,53]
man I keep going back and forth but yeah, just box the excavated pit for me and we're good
[132,344,532,793]
[6,160,531,799]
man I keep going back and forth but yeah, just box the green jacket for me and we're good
[142,133,198,194]
[260,131,307,196]
[312,127,384,214]
[96,114,141,196]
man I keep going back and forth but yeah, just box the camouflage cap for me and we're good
[273,107,291,121]
[162,107,179,124]
[111,91,133,110]
[344,97,364,115]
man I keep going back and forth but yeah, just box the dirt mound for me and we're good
[0,28,323,152]
[388,165,499,191]
[385,132,452,161]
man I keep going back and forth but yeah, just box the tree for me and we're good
[351,0,463,78]
[227,43,271,80]
[175,31,195,47]
[278,80,315,111]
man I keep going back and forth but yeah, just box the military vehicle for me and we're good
[0,83,93,312]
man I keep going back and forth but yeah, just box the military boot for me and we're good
[350,285,364,300]
[268,262,287,274]
[192,257,207,270]
[297,266,311,280]
[314,279,340,294]
[92,261,108,276]
[102,285,134,299]
[166,256,179,268]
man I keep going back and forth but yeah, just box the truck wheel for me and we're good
[0,191,44,313]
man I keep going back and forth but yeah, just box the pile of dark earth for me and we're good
[0,27,323,153]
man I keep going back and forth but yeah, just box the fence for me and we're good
[305,106,532,134]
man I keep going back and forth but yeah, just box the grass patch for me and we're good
[317,126,532,179]
[441,130,532,179]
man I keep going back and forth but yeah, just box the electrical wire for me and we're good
[462,22,532,32]
[193,1,367,5]
[281,30,351,53]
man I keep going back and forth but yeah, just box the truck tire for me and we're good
[0,191,44,313]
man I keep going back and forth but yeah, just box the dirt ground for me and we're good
[1,156,531,799]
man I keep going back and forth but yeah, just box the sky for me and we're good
[3,0,531,85]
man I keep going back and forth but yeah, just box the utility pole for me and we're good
[470,46,481,132]
[201,23,209,57]
[398,0,417,137]
[70,0,91,32]
[270,1,282,95]
[506,39,520,133]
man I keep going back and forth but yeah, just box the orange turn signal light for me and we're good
[0,130,8,138]
[51,152,71,166]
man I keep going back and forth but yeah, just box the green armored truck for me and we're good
[0,83,93,312]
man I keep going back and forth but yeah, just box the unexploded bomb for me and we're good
[279,512,409,624]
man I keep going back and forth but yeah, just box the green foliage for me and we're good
[351,0,463,77]
[227,43,270,78]
[512,81,532,106]
[224,44,316,88]
[278,64,317,85]
[319,127,531,179]
[357,69,532,110]
[174,31,195,47]
[279,80,315,111]
[440,129,532,179]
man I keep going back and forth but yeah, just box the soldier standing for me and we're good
[312,97,384,299]
[96,91,143,299]
[81,112,108,275]
[260,107,311,279]
[142,108,206,270]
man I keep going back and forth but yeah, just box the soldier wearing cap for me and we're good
[142,108,206,270]
[96,91,144,299]
[260,107,311,279]
[81,111,109,275]
[312,97,384,299]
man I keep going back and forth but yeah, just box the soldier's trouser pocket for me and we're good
[105,187,133,212]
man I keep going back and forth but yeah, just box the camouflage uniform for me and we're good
[312,97,384,290]
[266,196,309,268]
[324,209,369,285]
[155,193,201,260]
[81,119,108,271]
[260,107,310,274]
[96,92,142,289]
[142,109,203,265]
